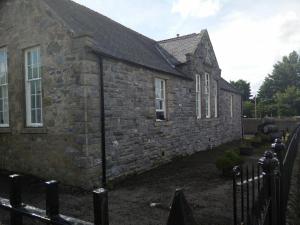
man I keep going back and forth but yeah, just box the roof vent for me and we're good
[176,34,180,37]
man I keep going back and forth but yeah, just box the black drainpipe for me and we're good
[99,56,107,187]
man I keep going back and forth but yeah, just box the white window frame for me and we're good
[195,74,201,119]
[25,47,43,127]
[204,72,211,118]
[155,78,166,121]
[230,94,233,118]
[214,80,218,118]
[0,48,9,127]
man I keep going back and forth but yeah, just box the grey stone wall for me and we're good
[0,0,101,188]
[102,57,242,179]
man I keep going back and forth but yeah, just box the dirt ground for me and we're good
[0,140,268,225]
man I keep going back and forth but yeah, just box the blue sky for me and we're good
[73,0,300,95]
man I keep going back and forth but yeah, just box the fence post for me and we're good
[259,150,279,225]
[167,189,197,225]
[232,166,240,225]
[46,180,60,218]
[93,188,109,225]
[272,138,285,225]
[9,174,23,225]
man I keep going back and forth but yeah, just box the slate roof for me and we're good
[158,32,205,64]
[219,78,241,94]
[42,0,182,76]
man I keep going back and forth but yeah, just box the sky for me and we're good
[73,0,300,95]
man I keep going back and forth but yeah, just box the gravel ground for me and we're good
[0,140,268,225]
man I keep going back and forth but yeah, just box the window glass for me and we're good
[0,48,9,127]
[25,47,42,126]
[155,78,166,120]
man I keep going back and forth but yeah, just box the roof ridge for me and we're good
[158,33,199,43]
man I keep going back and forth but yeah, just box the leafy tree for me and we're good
[230,79,252,101]
[275,86,300,117]
[243,100,255,118]
[258,51,300,100]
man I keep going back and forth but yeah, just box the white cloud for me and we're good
[210,10,300,95]
[172,0,222,18]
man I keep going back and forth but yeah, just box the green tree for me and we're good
[258,51,300,100]
[275,86,300,117]
[230,79,252,101]
[243,100,255,118]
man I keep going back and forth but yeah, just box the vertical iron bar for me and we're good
[257,165,260,192]
[241,167,244,223]
[94,188,109,225]
[246,167,249,224]
[9,174,23,225]
[46,180,59,218]
[233,172,237,225]
[252,164,255,222]
[252,164,255,206]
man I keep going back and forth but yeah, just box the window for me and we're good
[214,80,218,118]
[195,74,201,119]
[25,47,43,127]
[155,78,166,120]
[0,48,9,127]
[204,72,211,118]
[230,95,233,118]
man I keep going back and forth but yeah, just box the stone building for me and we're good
[0,0,242,188]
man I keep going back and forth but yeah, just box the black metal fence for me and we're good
[0,175,108,225]
[233,124,300,225]
[0,174,196,225]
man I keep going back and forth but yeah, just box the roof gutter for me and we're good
[88,46,193,81]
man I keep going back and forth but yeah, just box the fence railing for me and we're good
[0,175,108,225]
[0,175,196,225]
[233,124,300,225]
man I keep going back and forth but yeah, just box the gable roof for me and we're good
[219,78,241,95]
[158,32,205,64]
[41,0,183,77]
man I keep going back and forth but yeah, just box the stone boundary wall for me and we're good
[243,118,300,135]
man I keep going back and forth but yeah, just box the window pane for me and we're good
[155,99,160,110]
[3,111,8,124]
[0,112,3,124]
[32,66,39,79]
[155,86,160,99]
[27,65,33,80]
[0,99,3,111]
[32,50,38,65]
[36,94,41,108]
[159,100,163,110]
[31,95,36,108]
[2,85,7,98]
[27,52,32,66]
[31,110,36,124]
[161,87,164,99]
[37,109,42,123]
[155,79,161,90]
[30,80,36,95]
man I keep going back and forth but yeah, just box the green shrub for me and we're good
[251,135,262,147]
[216,150,243,175]
[257,132,272,143]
